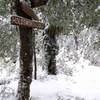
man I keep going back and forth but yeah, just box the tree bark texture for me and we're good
[74,33,78,50]
[15,0,33,100]
[43,26,59,75]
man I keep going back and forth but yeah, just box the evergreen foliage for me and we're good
[0,0,18,62]
[40,0,100,33]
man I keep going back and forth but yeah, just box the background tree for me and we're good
[43,25,62,74]
[38,0,100,74]
[41,0,100,48]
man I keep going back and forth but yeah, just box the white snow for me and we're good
[1,52,100,100]
[95,5,100,12]
[0,28,100,100]
[29,57,100,100]
[71,60,100,100]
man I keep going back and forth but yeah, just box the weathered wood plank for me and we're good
[11,15,45,29]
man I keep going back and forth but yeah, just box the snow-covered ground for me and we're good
[0,28,100,100]
[30,57,100,100]
[0,56,100,100]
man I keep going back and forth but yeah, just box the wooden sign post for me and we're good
[12,0,48,100]
[11,15,44,81]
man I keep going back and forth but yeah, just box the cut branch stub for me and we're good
[11,15,45,29]
[30,0,48,8]
[21,1,39,20]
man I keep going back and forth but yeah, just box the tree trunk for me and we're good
[33,30,37,80]
[74,33,78,50]
[15,0,33,100]
[43,25,59,75]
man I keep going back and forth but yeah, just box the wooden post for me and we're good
[12,0,48,99]
[15,0,33,100]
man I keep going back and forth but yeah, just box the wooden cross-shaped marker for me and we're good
[11,0,45,81]
[11,0,47,83]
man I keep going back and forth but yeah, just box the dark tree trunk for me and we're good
[43,25,60,75]
[15,0,33,100]
[74,34,78,50]
[33,30,37,80]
